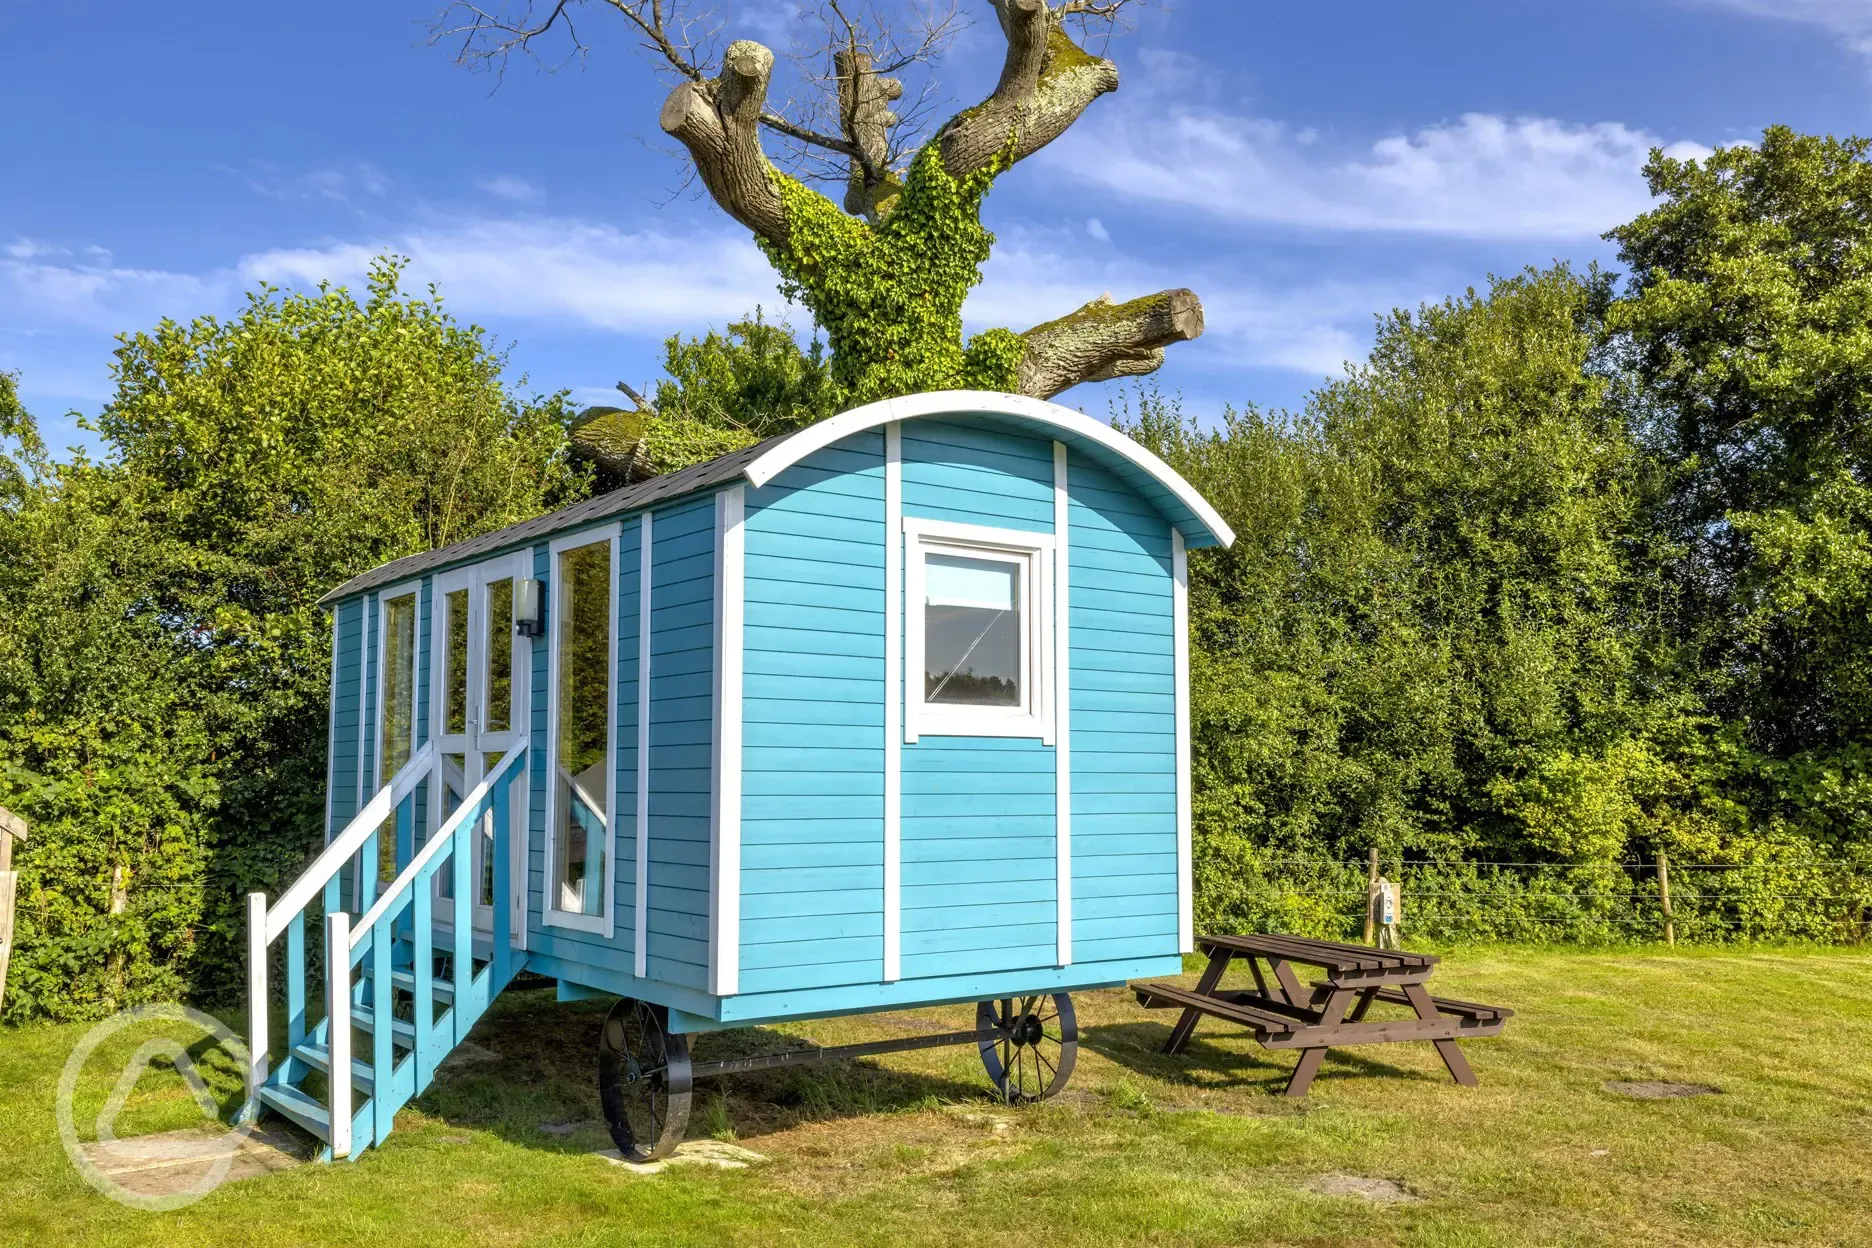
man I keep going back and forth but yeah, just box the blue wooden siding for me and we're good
[361,592,379,792]
[900,736,1058,978]
[901,416,1053,533]
[646,496,716,991]
[1066,448,1179,963]
[740,433,886,993]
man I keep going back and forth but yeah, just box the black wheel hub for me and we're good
[1011,1013,1045,1047]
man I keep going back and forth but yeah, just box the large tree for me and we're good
[1609,127,1872,846]
[434,0,1203,413]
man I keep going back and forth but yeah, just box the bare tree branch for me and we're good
[1015,288,1204,399]
[657,40,794,246]
[933,0,1122,182]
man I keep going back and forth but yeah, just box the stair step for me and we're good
[352,1005,417,1045]
[383,969,453,1003]
[292,1040,375,1092]
[257,1083,331,1141]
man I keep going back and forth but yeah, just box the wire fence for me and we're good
[1199,856,1872,946]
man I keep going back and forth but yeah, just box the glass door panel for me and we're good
[430,556,528,943]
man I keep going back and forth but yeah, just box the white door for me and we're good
[432,554,529,943]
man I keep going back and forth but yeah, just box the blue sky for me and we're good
[5,0,1872,453]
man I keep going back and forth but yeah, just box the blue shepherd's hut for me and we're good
[244,390,1233,1161]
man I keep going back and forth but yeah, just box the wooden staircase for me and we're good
[244,742,528,1159]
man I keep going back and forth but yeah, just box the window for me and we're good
[547,533,616,929]
[377,587,419,884]
[905,519,1053,740]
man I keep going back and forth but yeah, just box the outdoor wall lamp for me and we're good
[515,577,545,637]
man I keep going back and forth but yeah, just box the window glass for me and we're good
[437,753,465,901]
[380,592,418,777]
[924,553,1021,707]
[485,578,513,734]
[481,751,504,907]
[553,541,611,918]
[443,588,469,736]
[378,591,418,882]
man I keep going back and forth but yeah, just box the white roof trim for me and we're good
[742,390,1236,549]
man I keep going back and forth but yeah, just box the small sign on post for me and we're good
[0,805,27,1016]
[1369,872,1403,950]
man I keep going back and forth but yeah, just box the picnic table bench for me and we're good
[1132,933,1512,1097]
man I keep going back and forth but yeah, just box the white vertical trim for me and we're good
[326,909,352,1159]
[883,423,903,983]
[603,529,621,942]
[710,487,745,997]
[634,512,653,979]
[1172,528,1193,954]
[1053,441,1072,967]
[245,892,268,1105]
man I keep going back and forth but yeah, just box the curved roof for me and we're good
[746,390,1234,549]
[323,390,1231,604]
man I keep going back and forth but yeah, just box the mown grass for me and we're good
[4,946,1871,1246]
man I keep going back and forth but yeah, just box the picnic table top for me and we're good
[1197,932,1439,974]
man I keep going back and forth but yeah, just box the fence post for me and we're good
[1657,851,1675,947]
[1364,848,1379,944]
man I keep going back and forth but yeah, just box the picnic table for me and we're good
[1132,933,1511,1097]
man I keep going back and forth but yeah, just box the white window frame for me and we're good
[543,526,621,936]
[903,516,1054,742]
[362,578,422,903]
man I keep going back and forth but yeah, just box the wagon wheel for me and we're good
[597,998,692,1162]
[977,993,1077,1104]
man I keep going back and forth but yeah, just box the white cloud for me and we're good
[1693,0,1872,58]
[243,215,788,332]
[476,175,544,203]
[1,241,235,334]
[1085,217,1110,242]
[1047,107,1710,239]
[220,162,391,204]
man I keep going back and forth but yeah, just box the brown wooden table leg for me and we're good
[1285,1046,1328,1096]
[1270,957,1309,1005]
[1283,986,1357,1097]
[1403,982,1478,1086]
[1348,987,1377,1022]
[1162,948,1233,1055]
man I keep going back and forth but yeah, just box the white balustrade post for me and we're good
[245,892,269,1118]
[326,910,353,1159]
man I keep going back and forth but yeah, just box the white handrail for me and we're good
[265,741,437,943]
[348,738,528,949]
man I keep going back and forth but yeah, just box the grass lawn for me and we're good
[4,945,1871,1246]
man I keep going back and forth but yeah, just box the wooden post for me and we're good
[0,807,27,1017]
[1363,848,1379,945]
[1657,851,1675,947]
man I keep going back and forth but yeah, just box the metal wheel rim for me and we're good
[598,998,692,1161]
[977,992,1077,1105]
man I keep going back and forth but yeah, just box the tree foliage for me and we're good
[0,261,589,1020]
[1609,127,1872,850]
